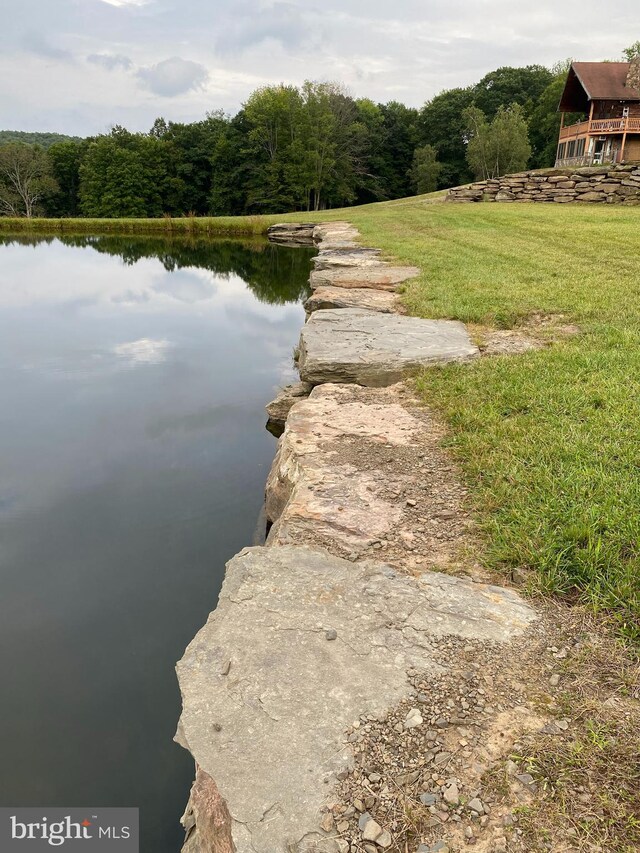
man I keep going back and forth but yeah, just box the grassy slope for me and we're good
[3,197,639,636]
[343,201,640,638]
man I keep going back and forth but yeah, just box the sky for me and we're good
[0,0,637,136]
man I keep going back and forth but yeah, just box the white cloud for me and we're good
[0,0,638,135]
[100,0,150,7]
[114,338,172,365]
[87,53,132,71]
[137,57,209,97]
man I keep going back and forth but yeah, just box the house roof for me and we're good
[559,62,640,112]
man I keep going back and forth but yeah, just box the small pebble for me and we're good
[420,793,437,806]
[377,829,392,849]
[467,797,484,814]
[320,813,334,833]
[361,817,383,842]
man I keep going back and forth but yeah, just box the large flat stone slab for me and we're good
[266,223,316,245]
[312,222,360,249]
[176,544,536,853]
[313,248,383,271]
[298,308,479,386]
[310,265,419,291]
[266,384,471,572]
[305,285,403,314]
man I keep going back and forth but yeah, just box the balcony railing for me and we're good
[555,154,620,168]
[560,116,640,139]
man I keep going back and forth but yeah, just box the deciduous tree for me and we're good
[464,104,531,180]
[0,143,57,217]
[410,144,443,194]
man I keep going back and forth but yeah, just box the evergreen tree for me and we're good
[47,140,85,216]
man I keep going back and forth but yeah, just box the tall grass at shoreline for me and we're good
[0,214,279,237]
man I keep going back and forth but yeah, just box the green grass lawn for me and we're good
[343,201,640,639]
[4,198,640,637]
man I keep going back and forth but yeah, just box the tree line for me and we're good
[0,61,592,218]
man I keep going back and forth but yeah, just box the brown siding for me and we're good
[624,137,640,160]
[593,100,640,119]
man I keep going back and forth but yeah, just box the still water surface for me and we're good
[0,234,313,851]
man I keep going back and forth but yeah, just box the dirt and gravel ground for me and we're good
[321,602,640,853]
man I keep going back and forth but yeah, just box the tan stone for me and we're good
[265,382,313,431]
[180,766,234,853]
[309,266,419,292]
[265,384,422,552]
[305,286,403,315]
[577,191,607,202]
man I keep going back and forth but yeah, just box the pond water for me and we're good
[0,234,313,851]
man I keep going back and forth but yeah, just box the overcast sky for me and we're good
[0,0,636,136]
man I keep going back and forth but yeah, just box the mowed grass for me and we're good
[341,201,640,639]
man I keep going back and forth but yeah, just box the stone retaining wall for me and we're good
[446,164,640,205]
[175,223,537,853]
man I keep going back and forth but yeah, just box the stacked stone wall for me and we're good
[447,164,640,205]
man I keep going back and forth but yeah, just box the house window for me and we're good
[567,140,576,158]
[576,138,586,157]
[557,142,566,160]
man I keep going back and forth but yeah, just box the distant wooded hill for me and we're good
[0,130,83,149]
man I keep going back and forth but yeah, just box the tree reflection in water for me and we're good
[0,233,314,306]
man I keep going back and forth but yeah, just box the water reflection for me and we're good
[0,234,313,853]
[0,234,313,306]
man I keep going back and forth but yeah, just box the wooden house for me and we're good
[556,59,640,167]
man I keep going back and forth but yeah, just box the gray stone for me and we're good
[420,793,438,806]
[265,382,313,431]
[358,812,373,831]
[176,545,536,852]
[467,798,484,814]
[267,223,316,245]
[396,770,421,786]
[306,287,404,315]
[298,309,478,387]
[310,266,419,292]
[516,773,537,792]
[443,782,460,805]
[314,248,383,271]
[362,817,383,842]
